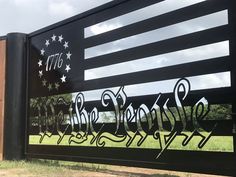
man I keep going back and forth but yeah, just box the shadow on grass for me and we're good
[27,159,180,177]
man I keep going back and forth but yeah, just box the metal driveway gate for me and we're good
[24,0,236,175]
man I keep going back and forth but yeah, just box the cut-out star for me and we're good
[38,60,42,67]
[58,35,63,43]
[45,40,50,47]
[55,82,60,90]
[48,83,52,91]
[42,79,47,86]
[51,34,56,41]
[66,51,72,60]
[61,75,66,83]
[63,41,69,49]
[40,49,45,56]
[39,70,43,78]
[65,64,71,73]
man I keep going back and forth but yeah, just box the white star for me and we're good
[58,35,63,43]
[40,49,45,56]
[51,34,56,41]
[42,79,47,86]
[65,64,71,73]
[39,70,43,78]
[38,60,42,67]
[45,40,50,47]
[66,51,72,60]
[63,41,69,49]
[55,83,60,90]
[48,83,52,91]
[61,75,66,83]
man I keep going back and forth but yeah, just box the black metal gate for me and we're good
[25,0,236,175]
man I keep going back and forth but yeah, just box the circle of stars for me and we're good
[37,34,72,91]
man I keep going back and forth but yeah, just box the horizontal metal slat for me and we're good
[84,25,230,69]
[82,0,161,28]
[85,0,229,47]
[82,57,230,91]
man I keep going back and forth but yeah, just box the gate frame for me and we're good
[0,0,235,176]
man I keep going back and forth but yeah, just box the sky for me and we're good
[0,0,112,36]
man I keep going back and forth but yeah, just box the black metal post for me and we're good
[4,33,27,160]
[228,1,236,172]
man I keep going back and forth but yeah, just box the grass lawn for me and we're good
[0,159,224,177]
[29,134,233,152]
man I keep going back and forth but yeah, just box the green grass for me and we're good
[0,160,111,174]
[0,160,106,177]
[0,160,68,176]
[29,133,233,152]
[0,160,181,177]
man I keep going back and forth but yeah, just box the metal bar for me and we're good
[84,0,228,47]
[26,145,235,176]
[83,57,230,91]
[84,25,230,69]
[228,0,236,167]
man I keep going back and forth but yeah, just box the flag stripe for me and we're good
[84,0,228,48]
[84,25,230,70]
[81,57,230,91]
[85,41,229,80]
[81,1,231,101]
[74,72,231,102]
[84,0,207,38]
[84,10,228,59]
